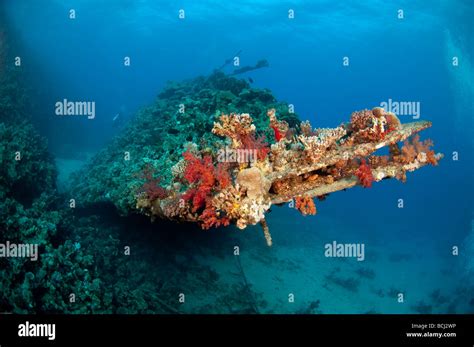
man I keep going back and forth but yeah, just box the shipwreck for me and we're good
[134,107,442,246]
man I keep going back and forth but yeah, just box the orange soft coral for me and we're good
[355,159,374,188]
[295,196,317,215]
[398,134,438,165]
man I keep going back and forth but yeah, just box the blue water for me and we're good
[3,0,473,313]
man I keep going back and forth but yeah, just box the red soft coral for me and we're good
[355,159,374,188]
[183,151,215,185]
[216,163,231,188]
[240,133,270,161]
[199,203,230,230]
[181,151,236,220]
[270,125,282,142]
[182,187,210,212]
[138,164,168,201]
[182,150,218,212]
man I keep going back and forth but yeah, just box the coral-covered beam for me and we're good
[270,152,443,205]
[135,108,441,246]
[268,121,432,181]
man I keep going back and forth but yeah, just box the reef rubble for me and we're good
[135,107,442,246]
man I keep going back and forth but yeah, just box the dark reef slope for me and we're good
[0,57,298,312]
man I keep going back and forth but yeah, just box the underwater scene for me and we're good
[0,0,473,315]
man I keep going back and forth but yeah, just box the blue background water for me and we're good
[3,0,473,312]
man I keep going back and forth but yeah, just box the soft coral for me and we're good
[216,162,231,188]
[399,134,438,166]
[240,133,270,161]
[182,150,217,212]
[138,164,168,201]
[199,203,230,230]
[355,159,374,188]
[182,151,234,227]
[295,196,317,215]
[270,125,282,142]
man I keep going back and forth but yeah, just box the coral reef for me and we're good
[66,73,440,246]
[71,72,298,214]
[134,106,441,245]
[0,119,108,313]
[0,36,121,313]
[0,57,446,313]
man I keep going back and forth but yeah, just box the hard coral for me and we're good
[299,120,314,137]
[70,72,299,216]
[351,109,373,131]
[212,113,256,148]
[350,108,391,143]
[355,159,374,188]
[298,126,346,162]
[213,112,270,161]
[236,167,269,199]
[385,112,401,133]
